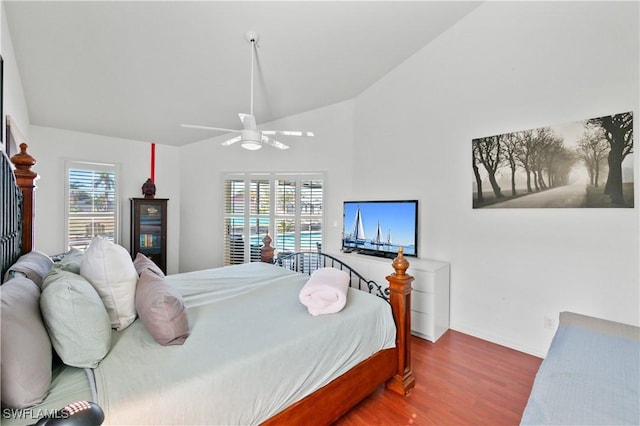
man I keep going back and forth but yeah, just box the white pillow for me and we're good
[80,236,138,330]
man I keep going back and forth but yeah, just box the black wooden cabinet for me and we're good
[130,198,168,274]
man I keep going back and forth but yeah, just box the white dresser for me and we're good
[328,252,450,342]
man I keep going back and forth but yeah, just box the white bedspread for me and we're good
[94,262,396,425]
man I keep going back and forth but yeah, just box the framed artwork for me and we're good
[472,112,634,208]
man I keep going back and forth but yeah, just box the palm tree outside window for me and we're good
[66,161,120,250]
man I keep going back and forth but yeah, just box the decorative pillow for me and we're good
[4,270,27,281]
[3,250,54,287]
[133,252,165,277]
[80,236,138,330]
[40,269,112,368]
[53,247,84,274]
[0,277,52,409]
[135,270,190,346]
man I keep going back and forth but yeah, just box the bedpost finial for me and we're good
[262,230,272,247]
[261,231,275,263]
[10,143,37,178]
[392,246,409,276]
[11,143,36,168]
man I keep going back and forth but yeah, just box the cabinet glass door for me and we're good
[139,203,162,254]
[131,198,167,274]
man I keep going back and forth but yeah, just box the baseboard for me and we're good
[450,322,547,358]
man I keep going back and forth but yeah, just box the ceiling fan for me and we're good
[181,31,314,150]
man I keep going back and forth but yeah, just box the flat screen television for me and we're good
[342,200,418,258]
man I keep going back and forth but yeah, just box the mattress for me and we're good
[1,365,93,426]
[520,311,640,425]
[94,262,396,425]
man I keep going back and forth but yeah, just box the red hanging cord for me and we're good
[151,142,156,182]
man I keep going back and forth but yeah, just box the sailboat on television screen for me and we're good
[371,221,393,248]
[345,207,366,245]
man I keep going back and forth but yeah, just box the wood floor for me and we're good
[334,330,543,426]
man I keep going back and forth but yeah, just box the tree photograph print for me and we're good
[472,112,633,208]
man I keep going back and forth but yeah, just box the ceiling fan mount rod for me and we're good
[246,30,259,116]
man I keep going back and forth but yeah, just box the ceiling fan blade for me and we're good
[183,33,315,149]
[262,130,314,137]
[238,113,257,131]
[221,135,242,146]
[262,135,289,150]
[181,123,241,133]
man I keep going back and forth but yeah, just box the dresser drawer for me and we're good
[411,276,434,293]
[411,310,433,337]
[411,290,432,314]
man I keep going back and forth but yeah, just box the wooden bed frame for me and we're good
[1,139,37,279]
[0,143,415,425]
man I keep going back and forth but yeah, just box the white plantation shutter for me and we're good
[66,161,119,250]
[300,179,323,251]
[223,178,245,265]
[274,178,296,254]
[250,179,271,262]
[222,172,324,265]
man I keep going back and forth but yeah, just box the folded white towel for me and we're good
[299,267,350,316]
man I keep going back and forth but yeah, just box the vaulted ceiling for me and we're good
[4,1,481,146]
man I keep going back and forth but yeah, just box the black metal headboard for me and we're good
[0,150,23,280]
[275,250,390,302]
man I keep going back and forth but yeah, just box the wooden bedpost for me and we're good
[260,231,275,263]
[11,143,38,254]
[385,247,416,395]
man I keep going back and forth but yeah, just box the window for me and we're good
[223,172,324,265]
[66,161,119,250]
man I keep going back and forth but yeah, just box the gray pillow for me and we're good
[0,277,52,409]
[3,250,54,287]
[53,247,84,274]
[40,269,112,368]
[133,252,165,277]
[135,270,189,346]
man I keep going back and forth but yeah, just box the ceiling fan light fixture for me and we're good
[240,129,262,150]
[241,141,262,150]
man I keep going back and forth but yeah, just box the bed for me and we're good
[521,311,640,425]
[0,142,415,425]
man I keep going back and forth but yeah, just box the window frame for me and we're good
[65,160,120,251]
[222,171,325,265]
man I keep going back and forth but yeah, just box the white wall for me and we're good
[178,100,355,272]
[1,2,30,151]
[5,1,638,357]
[353,1,639,356]
[28,126,182,274]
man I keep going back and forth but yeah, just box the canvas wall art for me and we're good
[472,112,634,208]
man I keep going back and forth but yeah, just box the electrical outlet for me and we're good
[544,315,557,330]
